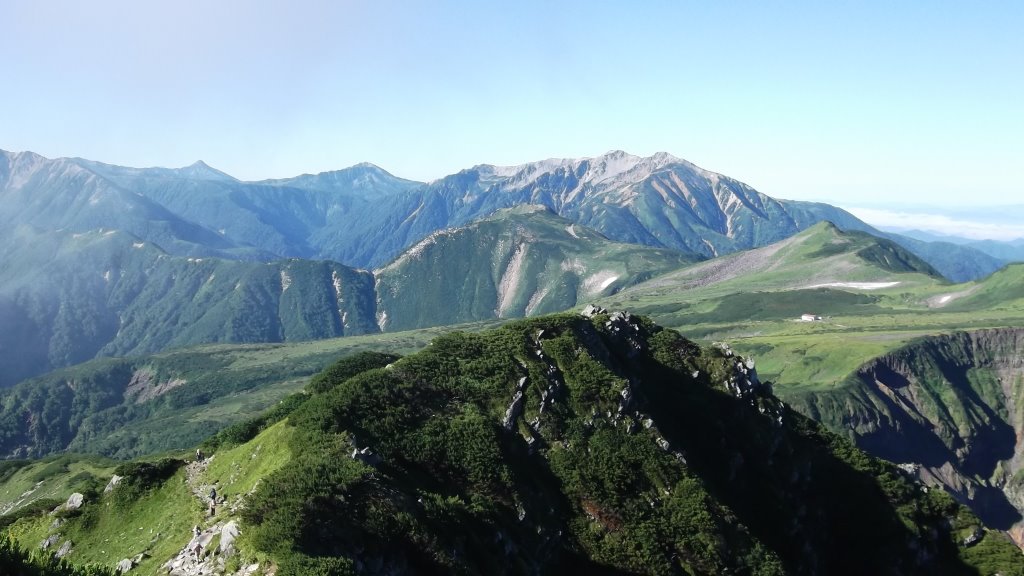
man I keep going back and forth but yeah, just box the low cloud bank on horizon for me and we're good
[844,207,1024,242]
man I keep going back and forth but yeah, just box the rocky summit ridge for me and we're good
[5,311,1020,575]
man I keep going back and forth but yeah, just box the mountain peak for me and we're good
[264,162,420,194]
[474,150,689,190]
[351,161,385,171]
[178,160,236,181]
[595,149,681,165]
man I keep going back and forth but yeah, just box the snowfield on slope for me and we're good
[805,281,901,290]
[582,271,619,296]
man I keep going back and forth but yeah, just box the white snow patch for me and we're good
[376,310,389,331]
[496,243,529,317]
[103,270,111,282]
[926,288,976,308]
[582,271,619,296]
[132,242,145,249]
[280,270,292,292]
[566,225,579,239]
[806,281,900,290]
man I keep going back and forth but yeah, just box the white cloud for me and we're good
[843,207,1024,242]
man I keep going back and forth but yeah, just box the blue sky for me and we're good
[1,1,1022,220]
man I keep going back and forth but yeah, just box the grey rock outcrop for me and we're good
[65,492,84,510]
[220,521,240,555]
[104,474,123,493]
[55,539,72,558]
[39,534,59,550]
[351,446,380,466]
[503,391,525,430]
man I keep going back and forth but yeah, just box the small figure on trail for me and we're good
[192,525,200,538]
[196,449,203,462]
[208,486,218,516]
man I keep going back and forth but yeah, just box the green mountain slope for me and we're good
[0,322,483,459]
[598,222,1024,389]
[0,228,378,387]
[4,313,1021,575]
[613,221,942,302]
[0,208,695,387]
[944,263,1024,311]
[375,206,700,331]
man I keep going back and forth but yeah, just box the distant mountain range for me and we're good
[1,149,1003,275]
[0,149,1009,385]
[892,229,1024,262]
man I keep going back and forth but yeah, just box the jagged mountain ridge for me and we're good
[0,148,1003,281]
[5,312,1023,574]
[356,150,876,267]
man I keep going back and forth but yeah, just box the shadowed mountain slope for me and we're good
[790,328,1024,545]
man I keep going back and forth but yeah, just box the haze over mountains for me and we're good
[0,149,1009,386]
[894,229,1024,262]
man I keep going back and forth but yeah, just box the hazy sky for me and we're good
[2,1,1022,212]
